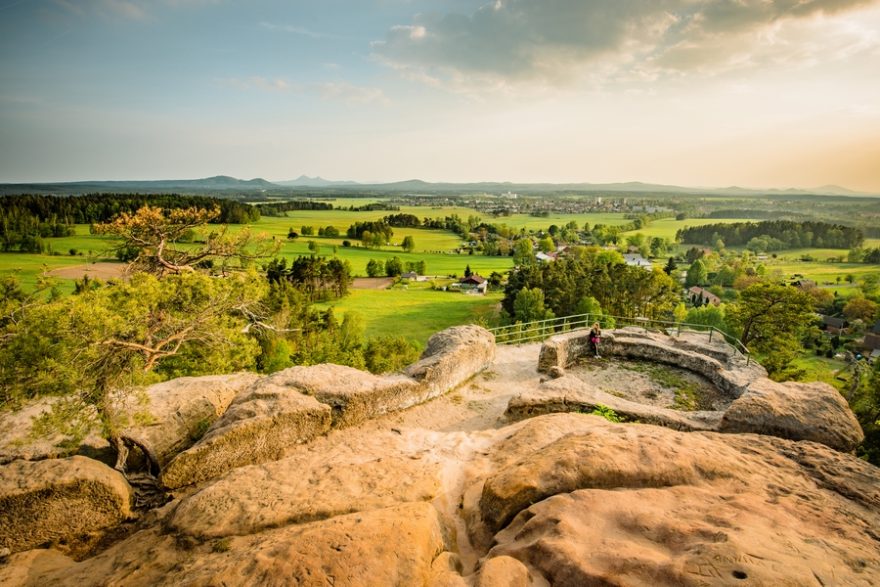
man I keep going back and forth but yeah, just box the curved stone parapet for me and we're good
[538,328,766,398]
[526,328,863,452]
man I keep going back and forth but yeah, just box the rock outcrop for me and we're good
[471,414,880,586]
[161,325,494,489]
[167,430,442,538]
[507,375,723,431]
[721,377,865,451]
[113,373,260,474]
[406,325,496,397]
[0,398,110,465]
[0,456,132,554]
[160,382,332,489]
[262,364,422,427]
[2,333,878,586]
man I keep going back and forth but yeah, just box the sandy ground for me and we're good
[47,262,127,281]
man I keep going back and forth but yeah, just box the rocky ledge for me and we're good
[0,328,877,586]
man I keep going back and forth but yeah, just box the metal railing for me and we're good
[488,313,751,364]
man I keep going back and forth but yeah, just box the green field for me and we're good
[317,282,502,344]
[620,217,757,241]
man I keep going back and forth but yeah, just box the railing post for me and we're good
[709,328,714,342]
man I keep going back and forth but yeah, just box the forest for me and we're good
[677,220,864,250]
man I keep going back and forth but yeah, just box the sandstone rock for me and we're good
[0,549,75,587]
[471,415,880,586]
[429,552,467,587]
[547,365,565,379]
[17,503,447,587]
[113,373,260,474]
[0,397,110,465]
[160,382,331,489]
[479,421,754,534]
[506,375,722,432]
[264,363,421,427]
[181,502,446,587]
[476,555,531,587]
[169,435,441,538]
[721,378,864,451]
[406,325,495,397]
[0,456,132,554]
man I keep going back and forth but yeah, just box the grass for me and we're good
[316,282,502,344]
[791,354,849,392]
[620,217,758,241]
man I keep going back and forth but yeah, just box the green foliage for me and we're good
[385,256,403,277]
[366,259,384,277]
[589,404,621,423]
[503,247,678,321]
[0,271,265,436]
[401,235,416,253]
[513,287,554,323]
[685,259,707,287]
[852,361,880,465]
[726,283,815,379]
[364,335,421,374]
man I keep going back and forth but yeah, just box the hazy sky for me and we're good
[2,0,879,191]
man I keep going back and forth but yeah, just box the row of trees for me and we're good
[677,220,863,250]
[346,221,394,248]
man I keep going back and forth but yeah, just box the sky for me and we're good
[1,0,879,192]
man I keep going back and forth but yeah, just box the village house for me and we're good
[820,315,848,335]
[459,274,488,295]
[688,286,721,306]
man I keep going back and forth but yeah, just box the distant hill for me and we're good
[0,175,279,195]
[0,175,876,198]
[277,175,360,187]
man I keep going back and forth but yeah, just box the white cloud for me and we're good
[373,0,880,88]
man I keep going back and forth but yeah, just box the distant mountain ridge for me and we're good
[0,175,875,197]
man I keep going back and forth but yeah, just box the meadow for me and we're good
[316,282,502,344]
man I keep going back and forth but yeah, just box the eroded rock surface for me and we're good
[160,382,331,489]
[113,373,260,474]
[2,338,878,587]
[6,503,446,587]
[470,415,880,586]
[721,377,865,451]
[264,363,421,427]
[507,375,723,431]
[0,456,132,554]
[168,430,442,538]
[0,397,110,465]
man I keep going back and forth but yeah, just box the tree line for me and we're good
[677,220,863,250]
[0,194,259,253]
